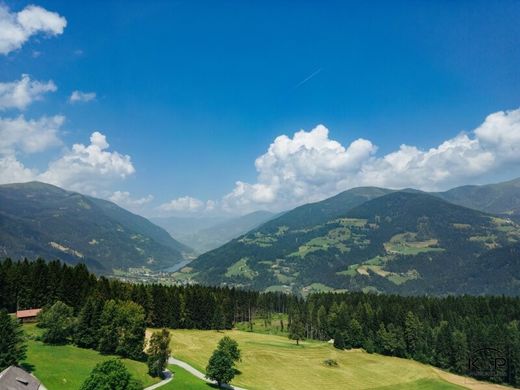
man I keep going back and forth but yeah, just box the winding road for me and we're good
[168,357,248,390]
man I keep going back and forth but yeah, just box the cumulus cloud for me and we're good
[69,90,96,104]
[0,75,57,110]
[0,113,63,185]
[0,4,66,55]
[109,191,154,210]
[222,108,520,213]
[158,196,220,214]
[38,132,135,193]
[0,115,63,154]
[0,155,37,183]
[0,127,136,194]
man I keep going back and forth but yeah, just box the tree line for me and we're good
[287,292,520,387]
[1,258,520,387]
[0,258,289,329]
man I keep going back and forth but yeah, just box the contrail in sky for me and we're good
[294,68,323,89]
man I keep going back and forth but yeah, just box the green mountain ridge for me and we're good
[436,177,520,217]
[0,182,192,272]
[187,187,520,295]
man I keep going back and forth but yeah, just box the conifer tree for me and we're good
[0,310,26,370]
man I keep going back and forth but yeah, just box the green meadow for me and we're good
[166,329,466,390]
[21,324,159,390]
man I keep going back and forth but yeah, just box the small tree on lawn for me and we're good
[217,336,241,363]
[147,328,171,378]
[37,301,74,344]
[288,312,305,345]
[206,349,235,388]
[80,359,142,390]
[0,310,26,371]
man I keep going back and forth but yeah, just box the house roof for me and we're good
[16,309,42,319]
[0,366,41,390]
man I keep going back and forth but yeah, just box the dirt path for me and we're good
[143,370,173,390]
[433,368,516,390]
[168,357,248,390]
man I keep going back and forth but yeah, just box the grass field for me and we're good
[165,329,465,390]
[22,324,159,390]
[161,365,215,389]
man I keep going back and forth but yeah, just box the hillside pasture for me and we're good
[165,329,465,390]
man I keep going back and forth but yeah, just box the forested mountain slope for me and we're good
[0,182,191,272]
[437,177,520,218]
[187,191,520,295]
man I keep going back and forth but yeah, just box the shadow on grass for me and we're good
[20,362,35,372]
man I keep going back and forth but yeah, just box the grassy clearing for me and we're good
[22,324,159,390]
[384,232,444,255]
[290,228,351,258]
[264,284,292,293]
[235,314,289,336]
[165,329,464,390]
[225,258,257,279]
[302,282,337,296]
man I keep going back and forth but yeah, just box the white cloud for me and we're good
[0,155,37,183]
[0,4,66,55]
[109,191,154,210]
[69,90,96,103]
[159,196,206,213]
[39,132,135,193]
[0,75,57,110]
[0,128,136,194]
[0,115,63,154]
[222,108,520,213]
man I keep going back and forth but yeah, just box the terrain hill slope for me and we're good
[0,182,191,272]
[437,177,520,219]
[187,190,520,295]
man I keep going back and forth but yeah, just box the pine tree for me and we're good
[74,297,102,348]
[0,310,26,370]
[349,318,363,348]
[404,311,421,358]
[333,330,346,350]
[98,300,119,354]
[450,330,468,374]
[288,311,305,345]
[213,304,226,331]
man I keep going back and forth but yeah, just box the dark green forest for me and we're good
[1,258,519,387]
[190,191,520,295]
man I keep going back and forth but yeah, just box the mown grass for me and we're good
[22,324,159,390]
[165,328,465,390]
[161,365,216,389]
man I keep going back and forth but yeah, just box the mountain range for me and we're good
[152,211,276,253]
[185,179,520,295]
[1,178,520,296]
[0,182,192,273]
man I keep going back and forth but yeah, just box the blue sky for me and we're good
[1,1,520,216]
